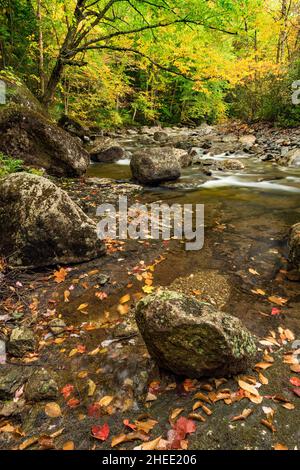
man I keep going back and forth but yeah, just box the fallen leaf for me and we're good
[251,288,266,296]
[45,402,62,418]
[261,419,276,433]
[273,443,288,450]
[61,384,74,399]
[77,303,89,311]
[134,436,162,451]
[258,373,269,385]
[290,364,300,373]
[62,441,75,450]
[271,308,281,316]
[169,408,184,422]
[292,387,300,397]
[135,419,157,434]
[123,419,137,431]
[231,408,253,421]
[64,290,70,302]
[249,268,260,276]
[268,296,288,306]
[282,403,295,410]
[54,268,68,283]
[111,432,149,448]
[67,398,80,408]
[19,436,39,450]
[255,362,273,370]
[188,413,206,423]
[238,380,260,397]
[88,379,97,397]
[120,294,131,304]
[142,286,154,294]
[95,292,108,301]
[290,377,300,387]
[92,423,110,441]
[98,396,114,407]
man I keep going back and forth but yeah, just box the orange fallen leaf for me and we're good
[63,441,75,450]
[54,268,68,283]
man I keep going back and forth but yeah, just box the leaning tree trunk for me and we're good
[41,58,65,107]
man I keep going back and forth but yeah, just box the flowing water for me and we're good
[87,141,300,336]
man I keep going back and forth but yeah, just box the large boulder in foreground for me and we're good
[0,108,90,177]
[135,290,257,378]
[277,148,300,168]
[0,173,105,268]
[130,148,181,185]
[289,223,300,270]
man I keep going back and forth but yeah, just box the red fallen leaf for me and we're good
[88,403,101,418]
[92,423,110,441]
[271,308,281,316]
[292,387,300,397]
[168,417,196,449]
[61,384,74,399]
[183,379,197,392]
[77,344,86,354]
[123,419,137,431]
[67,398,80,408]
[290,377,300,387]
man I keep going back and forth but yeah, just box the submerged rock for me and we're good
[130,148,181,185]
[289,222,300,270]
[135,290,257,378]
[25,368,58,402]
[0,108,89,177]
[0,173,105,268]
[8,327,35,357]
[0,365,31,400]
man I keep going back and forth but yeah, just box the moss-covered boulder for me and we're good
[135,290,257,378]
[289,222,300,270]
[0,173,105,268]
[130,148,181,185]
[0,72,46,116]
[0,108,89,177]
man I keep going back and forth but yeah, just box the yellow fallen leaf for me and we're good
[258,373,269,385]
[255,362,273,370]
[117,304,129,315]
[44,402,62,418]
[249,268,260,276]
[238,380,260,397]
[169,408,184,422]
[273,443,288,451]
[77,303,89,311]
[231,408,253,421]
[19,436,39,450]
[120,294,131,304]
[268,296,288,306]
[62,441,75,450]
[251,288,266,296]
[69,348,78,357]
[98,395,114,407]
[64,290,70,302]
[88,379,96,397]
[134,436,162,450]
[142,285,154,294]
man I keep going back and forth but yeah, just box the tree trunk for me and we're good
[41,58,65,107]
[36,0,45,95]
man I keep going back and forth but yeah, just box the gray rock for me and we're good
[8,327,35,357]
[48,319,66,336]
[277,148,300,167]
[0,108,90,177]
[135,290,257,378]
[25,368,58,401]
[153,131,168,142]
[90,145,125,163]
[0,173,105,268]
[289,222,300,270]
[0,73,46,116]
[130,148,181,185]
[173,149,193,168]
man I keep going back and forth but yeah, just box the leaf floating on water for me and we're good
[268,296,288,306]
[290,377,300,387]
[120,294,131,304]
[92,423,110,441]
[44,402,62,418]
[251,288,266,296]
[249,268,260,276]
[77,303,89,311]
[62,441,75,450]
[54,268,68,283]
[273,443,288,451]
